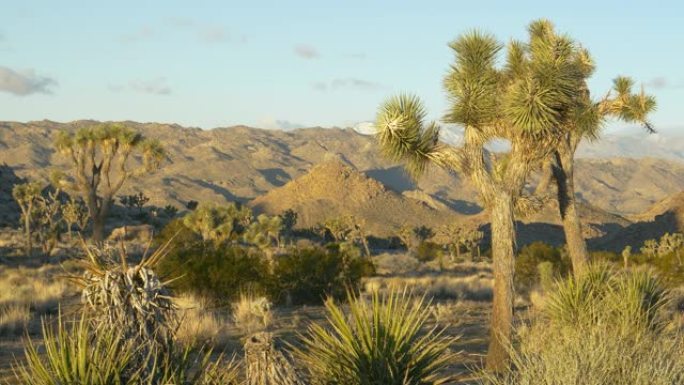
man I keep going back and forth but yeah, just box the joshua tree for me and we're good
[34,188,64,259]
[657,232,684,258]
[62,197,90,239]
[244,214,284,268]
[119,191,150,215]
[183,202,252,246]
[374,20,601,369]
[641,239,658,258]
[162,204,179,218]
[244,214,284,249]
[463,229,484,261]
[412,225,435,244]
[397,224,415,251]
[12,182,42,257]
[323,215,371,257]
[528,22,656,275]
[54,123,165,242]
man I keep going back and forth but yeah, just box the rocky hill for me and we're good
[250,160,464,237]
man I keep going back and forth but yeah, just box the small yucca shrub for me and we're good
[71,240,178,353]
[294,288,457,385]
[14,314,136,385]
[14,311,241,385]
[481,265,684,385]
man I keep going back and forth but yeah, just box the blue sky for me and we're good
[0,0,682,133]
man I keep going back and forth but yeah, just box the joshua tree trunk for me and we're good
[551,150,589,275]
[23,208,33,258]
[89,196,111,244]
[486,192,516,371]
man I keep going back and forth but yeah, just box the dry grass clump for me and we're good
[0,265,71,313]
[175,293,232,348]
[364,273,493,301]
[232,291,273,334]
[0,304,30,336]
[372,252,421,275]
[481,264,684,385]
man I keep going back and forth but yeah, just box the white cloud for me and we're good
[120,26,154,43]
[294,44,319,59]
[0,66,56,96]
[198,26,229,43]
[646,77,684,90]
[313,78,385,92]
[109,77,172,95]
[258,118,306,131]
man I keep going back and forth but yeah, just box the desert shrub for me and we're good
[515,242,570,290]
[372,252,420,275]
[633,247,684,286]
[232,290,273,334]
[159,244,269,305]
[482,265,682,385]
[268,246,373,305]
[589,249,621,263]
[294,288,457,384]
[175,294,232,349]
[0,304,30,336]
[414,241,443,262]
[14,314,240,385]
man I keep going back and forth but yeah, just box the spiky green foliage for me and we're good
[243,214,283,250]
[13,313,241,385]
[480,267,682,385]
[294,288,457,384]
[62,197,90,239]
[544,263,669,331]
[12,181,43,257]
[183,202,252,246]
[375,94,445,178]
[14,315,137,385]
[54,123,165,241]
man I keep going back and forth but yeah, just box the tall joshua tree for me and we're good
[54,124,165,242]
[375,20,598,370]
[534,43,656,275]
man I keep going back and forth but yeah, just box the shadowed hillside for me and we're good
[1,120,682,223]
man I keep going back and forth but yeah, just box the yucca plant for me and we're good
[13,313,241,385]
[294,288,458,385]
[14,314,137,385]
[71,238,178,345]
[544,263,669,330]
[480,266,682,385]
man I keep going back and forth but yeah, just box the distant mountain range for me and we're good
[0,119,683,250]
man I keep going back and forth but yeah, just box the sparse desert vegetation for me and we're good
[1,11,683,385]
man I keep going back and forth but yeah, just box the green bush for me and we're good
[633,248,684,286]
[268,245,373,305]
[158,244,269,305]
[414,241,443,262]
[294,288,457,384]
[515,242,570,290]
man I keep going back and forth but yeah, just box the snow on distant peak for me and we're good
[352,121,376,135]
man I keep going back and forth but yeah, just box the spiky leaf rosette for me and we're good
[72,239,178,353]
[294,288,458,385]
[375,94,445,179]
